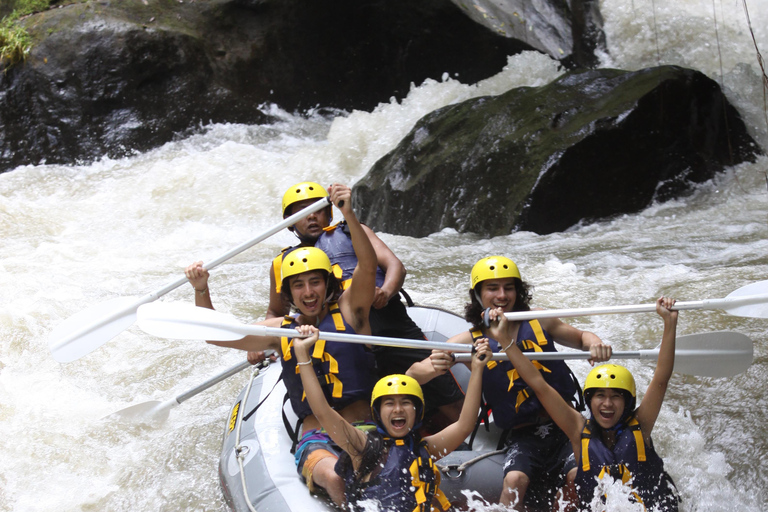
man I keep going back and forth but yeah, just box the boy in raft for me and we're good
[409,256,613,510]
[292,322,492,511]
[487,297,680,511]
[269,181,465,429]
[187,184,378,505]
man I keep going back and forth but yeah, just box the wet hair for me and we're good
[280,270,342,313]
[463,277,533,328]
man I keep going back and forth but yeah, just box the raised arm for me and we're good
[293,325,368,465]
[331,184,376,333]
[635,297,677,441]
[185,261,214,309]
[425,339,490,459]
[363,224,406,309]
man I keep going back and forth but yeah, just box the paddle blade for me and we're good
[137,302,248,341]
[723,280,768,318]
[49,296,142,363]
[104,399,176,424]
[674,331,753,378]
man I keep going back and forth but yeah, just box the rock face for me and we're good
[449,0,605,68]
[352,66,760,237]
[0,0,541,173]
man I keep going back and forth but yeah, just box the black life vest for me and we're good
[339,433,452,512]
[279,302,376,419]
[474,320,581,429]
[273,221,386,293]
[576,415,679,511]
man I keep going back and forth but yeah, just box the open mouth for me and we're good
[599,409,615,421]
[391,417,407,430]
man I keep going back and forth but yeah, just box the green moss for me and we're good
[0,17,32,69]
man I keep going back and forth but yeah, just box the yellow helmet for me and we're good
[371,374,425,421]
[280,247,332,283]
[281,181,330,220]
[584,364,636,397]
[470,256,521,289]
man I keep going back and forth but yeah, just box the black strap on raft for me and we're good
[242,369,283,423]
[467,399,493,450]
[399,288,415,307]
[569,368,586,412]
[281,394,305,454]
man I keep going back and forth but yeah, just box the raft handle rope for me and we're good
[437,448,506,479]
[234,359,272,512]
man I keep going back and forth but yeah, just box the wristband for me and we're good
[296,360,312,366]
[501,339,516,352]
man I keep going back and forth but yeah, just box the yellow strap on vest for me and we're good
[628,417,647,462]
[407,447,452,512]
[280,316,295,361]
[529,319,548,346]
[273,251,288,294]
[580,417,647,472]
[282,304,347,399]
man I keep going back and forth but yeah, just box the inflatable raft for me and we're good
[219,305,506,511]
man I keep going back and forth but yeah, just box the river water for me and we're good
[2,1,768,511]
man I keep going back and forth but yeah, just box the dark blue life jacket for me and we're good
[576,415,679,511]
[339,433,451,512]
[473,320,580,429]
[279,302,376,419]
[314,221,386,289]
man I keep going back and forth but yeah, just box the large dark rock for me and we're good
[0,0,538,173]
[352,66,760,237]
[449,0,606,68]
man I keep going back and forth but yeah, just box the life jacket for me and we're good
[279,302,376,420]
[576,415,679,511]
[340,433,452,512]
[473,320,581,430]
[273,222,386,293]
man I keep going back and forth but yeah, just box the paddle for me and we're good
[453,331,753,378]
[501,280,768,322]
[48,198,332,363]
[136,302,475,353]
[104,359,255,423]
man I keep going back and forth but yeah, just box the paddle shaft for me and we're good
[213,324,473,353]
[503,293,768,321]
[455,349,657,362]
[174,360,253,404]
[50,198,331,356]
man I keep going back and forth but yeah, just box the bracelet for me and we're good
[501,339,516,352]
[296,360,312,366]
[195,287,208,294]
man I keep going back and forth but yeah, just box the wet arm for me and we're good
[636,297,678,440]
[185,261,214,309]
[293,326,368,462]
[425,340,491,459]
[333,185,376,329]
[364,224,406,309]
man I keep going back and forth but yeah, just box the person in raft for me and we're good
[487,297,681,511]
[270,181,465,430]
[186,181,465,430]
[187,184,378,505]
[292,322,492,511]
[408,256,613,510]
